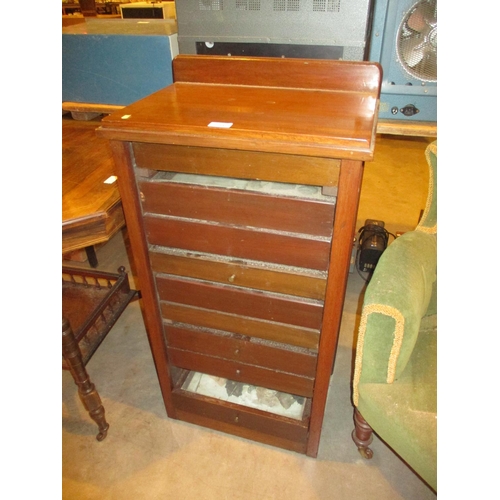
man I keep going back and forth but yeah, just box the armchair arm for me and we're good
[353,230,437,406]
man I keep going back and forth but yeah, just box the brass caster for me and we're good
[358,446,373,459]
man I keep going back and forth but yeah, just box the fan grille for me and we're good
[396,0,437,82]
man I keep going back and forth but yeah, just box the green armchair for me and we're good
[351,141,437,491]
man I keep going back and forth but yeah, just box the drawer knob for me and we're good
[139,191,145,202]
[228,274,236,283]
[234,349,240,356]
[236,369,241,375]
[234,415,239,423]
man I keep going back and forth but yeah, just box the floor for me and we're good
[62,126,436,500]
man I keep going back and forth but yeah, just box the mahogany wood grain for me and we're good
[164,325,317,377]
[150,251,328,300]
[62,317,109,441]
[98,56,381,160]
[97,56,381,457]
[69,102,434,138]
[134,143,340,187]
[139,180,336,237]
[108,141,177,417]
[306,159,365,457]
[160,302,320,350]
[167,348,314,397]
[172,55,381,93]
[156,275,323,330]
[63,200,125,253]
[171,390,309,452]
[62,118,125,253]
[144,216,331,271]
[175,407,308,453]
[100,83,377,159]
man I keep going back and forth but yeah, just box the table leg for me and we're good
[85,246,98,268]
[62,317,109,441]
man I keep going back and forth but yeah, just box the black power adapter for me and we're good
[356,220,394,279]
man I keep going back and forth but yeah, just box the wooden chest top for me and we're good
[98,55,381,160]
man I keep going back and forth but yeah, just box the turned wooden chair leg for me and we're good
[62,317,109,441]
[352,408,373,459]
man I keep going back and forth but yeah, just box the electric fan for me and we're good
[397,0,437,82]
[368,0,437,121]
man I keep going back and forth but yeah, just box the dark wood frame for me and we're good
[352,408,374,459]
[62,266,137,439]
[62,316,109,441]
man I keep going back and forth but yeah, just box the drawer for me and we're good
[139,178,335,238]
[133,142,341,187]
[145,215,331,271]
[172,390,309,454]
[156,275,324,330]
[164,325,318,378]
[167,347,314,397]
[150,250,328,301]
[161,302,320,350]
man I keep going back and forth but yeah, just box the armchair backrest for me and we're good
[416,141,437,234]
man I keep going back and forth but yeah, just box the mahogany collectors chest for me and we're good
[97,55,381,457]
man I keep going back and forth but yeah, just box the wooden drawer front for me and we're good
[161,303,320,350]
[133,143,340,187]
[156,276,323,330]
[139,180,335,238]
[164,325,317,378]
[168,348,314,397]
[144,215,331,271]
[172,390,309,454]
[150,251,327,301]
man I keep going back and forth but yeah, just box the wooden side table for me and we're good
[97,55,382,456]
[62,266,137,440]
[62,118,125,266]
